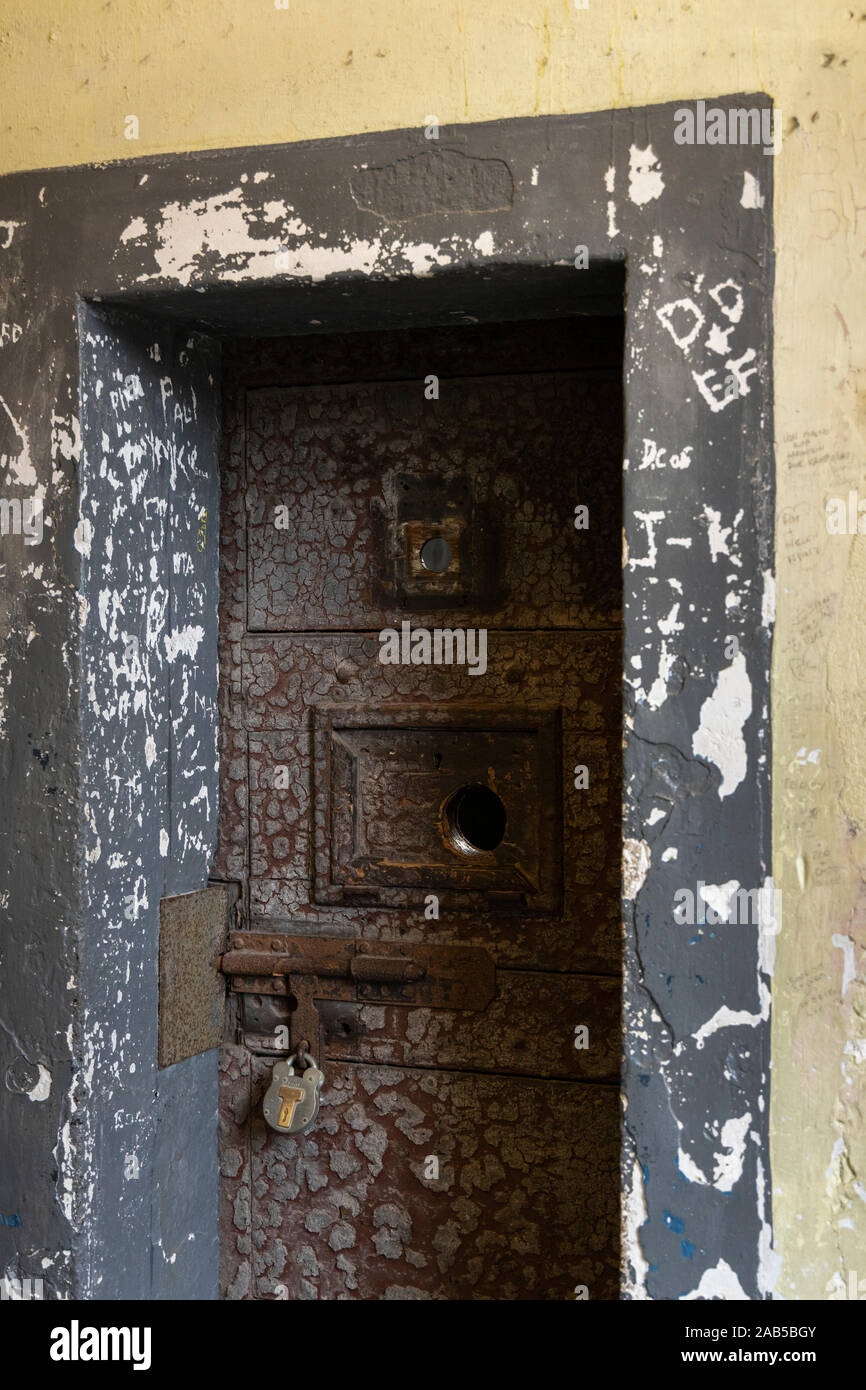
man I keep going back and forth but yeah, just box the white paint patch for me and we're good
[55,1119,76,1224]
[646,807,666,826]
[133,189,299,284]
[128,189,455,289]
[623,1158,650,1298]
[690,983,771,1050]
[628,144,665,205]
[120,216,149,242]
[0,395,36,486]
[159,829,170,857]
[262,200,289,223]
[645,642,675,709]
[661,847,678,862]
[606,200,619,239]
[530,166,539,186]
[740,172,765,209]
[164,624,205,661]
[0,649,9,740]
[144,736,157,769]
[652,234,663,257]
[629,510,665,570]
[623,838,652,900]
[680,1258,748,1300]
[73,519,92,558]
[27,1064,52,1102]
[692,652,752,798]
[699,879,740,923]
[604,165,615,193]
[656,295,704,354]
[393,241,454,276]
[705,321,734,356]
[657,602,684,637]
[97,589,111,634]
[51,413,82,464]
[831,934,856,997]
[703,504,743,565]
[678,1148,709,1186]
[713,1112,751,1192]
[473,230,495,255]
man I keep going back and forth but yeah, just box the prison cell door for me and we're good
[215,319,623,1300]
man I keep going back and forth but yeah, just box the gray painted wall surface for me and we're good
[76,307,221,1299]
[0,99,773,1299]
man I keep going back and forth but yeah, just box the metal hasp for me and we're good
[220,933,496,1057]
[157,884,237,1069]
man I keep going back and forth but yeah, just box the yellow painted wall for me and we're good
[1,0,863,1299]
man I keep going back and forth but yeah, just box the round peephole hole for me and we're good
[444,783,507,856]
[419,537,453,573]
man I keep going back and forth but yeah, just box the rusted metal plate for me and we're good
[157,885,233,1069]
[313,704,562,908]
[221,932,497,1062]
[238,630,621,973]
[221,932,495,1011]
[247,729,619,973]
[236,969,620,1082]
[217,327,623,1299]
[317,971,620,1082]
[243,1059,620,1301]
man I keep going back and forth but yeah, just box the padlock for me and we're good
[262,1053,324,1135]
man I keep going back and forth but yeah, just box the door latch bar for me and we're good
[220,932,495,1057]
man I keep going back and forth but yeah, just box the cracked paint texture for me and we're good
[220,1050,619,1300]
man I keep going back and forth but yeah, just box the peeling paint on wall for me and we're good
[76,305,221,1298]
[692,653,752,799]
[0,96,773,1300]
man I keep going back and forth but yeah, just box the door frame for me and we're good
[0,98,775,1299]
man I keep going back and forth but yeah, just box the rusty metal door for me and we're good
[214,321,623,1300]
